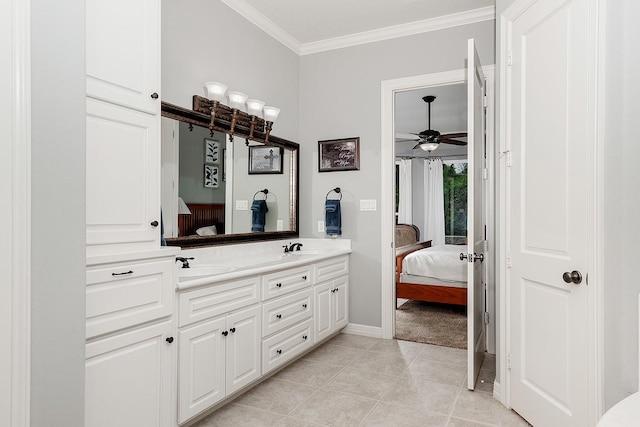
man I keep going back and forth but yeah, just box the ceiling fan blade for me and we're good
[396,137,419,142]
[440,139,467,146]
[441,132,467,139]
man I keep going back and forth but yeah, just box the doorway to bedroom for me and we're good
[393,83,469,350]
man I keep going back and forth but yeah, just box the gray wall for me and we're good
[30,0,86,424]
[161,0,300,141]
[299,22,495,327]
[602,0,640,409]
[178,123,227,204]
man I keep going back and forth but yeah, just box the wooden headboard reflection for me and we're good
[178,203,225,236]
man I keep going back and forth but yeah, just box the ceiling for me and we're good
[221,0,485,159]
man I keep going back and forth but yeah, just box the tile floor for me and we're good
[192,334,530,427]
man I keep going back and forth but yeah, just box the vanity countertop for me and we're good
[176,238,351,290]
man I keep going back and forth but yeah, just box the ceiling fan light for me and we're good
[419,141,440,152]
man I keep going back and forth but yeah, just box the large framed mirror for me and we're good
[161,101,299,248]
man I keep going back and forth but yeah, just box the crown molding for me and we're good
[221,2,495,56]
[300,6,495,55]
[219,0,303,54]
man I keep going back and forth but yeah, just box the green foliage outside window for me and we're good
[443,163,467,244]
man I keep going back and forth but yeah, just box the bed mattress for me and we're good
[401,244,467,283]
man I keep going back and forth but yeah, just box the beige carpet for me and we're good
[395,300,467,349]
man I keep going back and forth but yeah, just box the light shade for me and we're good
[263,106,281,123]
[419,141,440,152]
[246,99,265,117]
[227,91,248,111]
[203,81,227,102]
[177,197,192,215]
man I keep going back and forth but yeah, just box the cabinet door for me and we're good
[85,320,174,427]
[226,306,261,394]
[178,317,227,424]
[314,281,333,342]
[333,277,349,331]
[86,0,160,114]
[86,98,160,256]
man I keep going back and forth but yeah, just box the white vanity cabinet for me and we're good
[86,0,160,114]
[85,319,174,427]
[314,256,349,342]
[177,278,262,424]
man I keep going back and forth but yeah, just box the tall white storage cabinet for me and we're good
[85,1,177,426]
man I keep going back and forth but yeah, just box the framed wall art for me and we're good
[204,164,219,188]
[318,137,360,172]
[248,146,283,174]
[205,139,220,163]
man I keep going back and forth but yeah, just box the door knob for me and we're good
[473,253,484,262]
[562,270,582,284]
[460,253,468,261]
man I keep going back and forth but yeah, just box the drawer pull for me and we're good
[276,283,282,288]
[302,335,308,340]
[112,270,133,276]
[302,275,307,280]
[165,337,174,344]
[276,314,282,319]
[276,349,282,355]
[229,327,236,333]
[222,330,228,337]
[302,303,307,308]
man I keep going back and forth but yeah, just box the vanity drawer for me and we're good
[261,265,312,300]
[86,258,174,338]
[262,318,314,375]
[315,256,349,284]
[178,276,260,327]
[262,289,313,337]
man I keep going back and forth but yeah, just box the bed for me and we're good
[178,203,225,236]
[395,231,468,306]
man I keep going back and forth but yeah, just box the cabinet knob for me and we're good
[222,330,228,336]
[302,303,307,308]
[276,314,282,319]
[229,327,236,333]
[150,220,159,227]
[302,335,308,340]
[276,283,282,288]
[331,288,336,293]
[150,92,159,99]
[165,337,174,344]
[276,349,282,355]
[302,275,307,280]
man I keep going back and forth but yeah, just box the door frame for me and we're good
[499,0,604,419]
[380,66,496,349]
[1,0,31,424]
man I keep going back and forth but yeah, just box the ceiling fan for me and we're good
[397,95,467,152]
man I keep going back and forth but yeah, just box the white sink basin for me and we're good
[178,265,236,279]
[289,250,324,256]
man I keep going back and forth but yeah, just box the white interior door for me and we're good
[505,0,595,425]
[466,38,486,390]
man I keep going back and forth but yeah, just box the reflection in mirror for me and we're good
[160,102,299,247]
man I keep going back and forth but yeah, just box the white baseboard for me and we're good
[342,323,383,338]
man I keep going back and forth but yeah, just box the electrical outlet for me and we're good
[317,220,325,233]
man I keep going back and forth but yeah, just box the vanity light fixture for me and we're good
[194,81,280,145]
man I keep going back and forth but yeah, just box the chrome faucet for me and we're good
[176,257,194,268]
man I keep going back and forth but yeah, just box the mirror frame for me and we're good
[161,101,300,248]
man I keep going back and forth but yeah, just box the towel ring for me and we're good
[326,187,342,201]
[253,189,269,200]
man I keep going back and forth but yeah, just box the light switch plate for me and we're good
[317,220,325,232]
[235,200,248,211]
[360,199,377,211]
[277,220,283,231]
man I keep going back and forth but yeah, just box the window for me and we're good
[443,162,467,244]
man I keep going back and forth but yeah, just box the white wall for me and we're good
[602,0,640,409]
[30,0,86,424]
[299,22,495,327]
[161,0,300,141]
